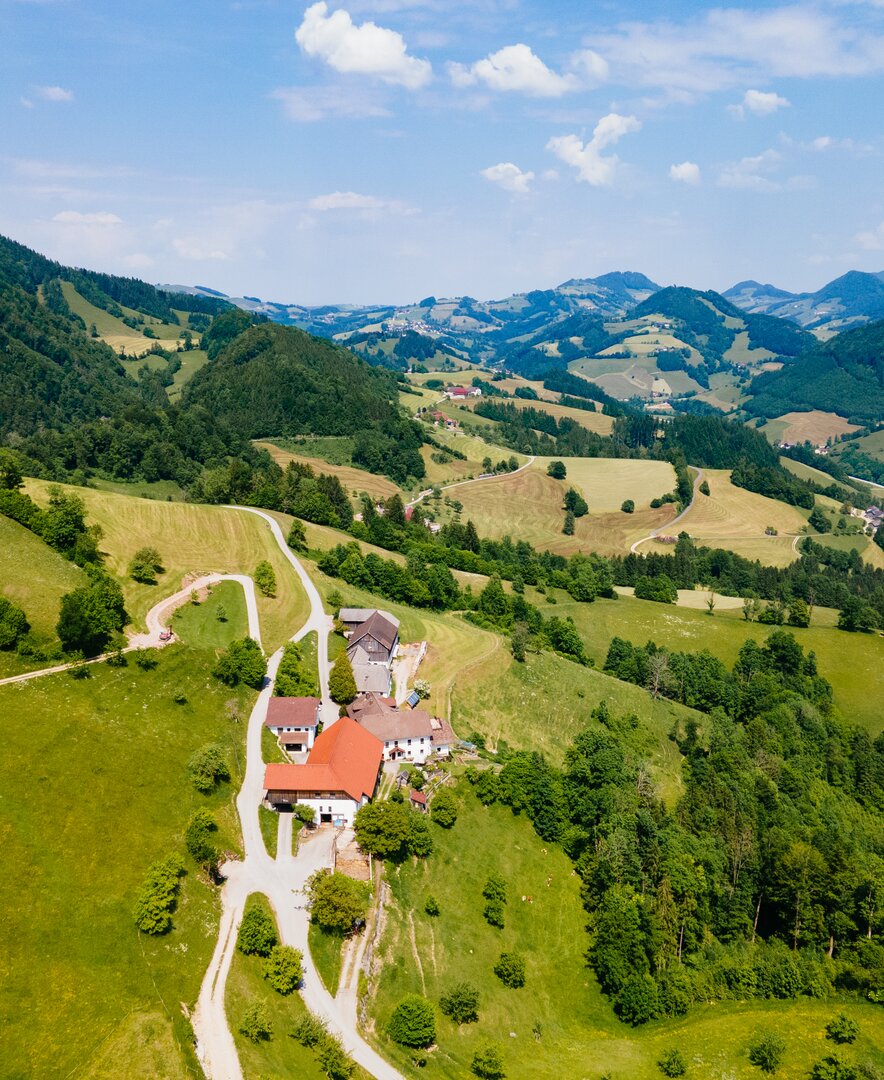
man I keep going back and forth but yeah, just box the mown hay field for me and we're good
[60,281,184,358]
[770,410,861,446]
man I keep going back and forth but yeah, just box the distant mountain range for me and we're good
[724,270,884,333]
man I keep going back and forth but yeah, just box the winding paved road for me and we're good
[629,467,705,554]
[190,507,405,1080]
[406,454,536,508]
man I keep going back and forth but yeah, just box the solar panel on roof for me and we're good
[406,690,421,708]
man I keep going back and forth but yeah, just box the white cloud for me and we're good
[52,210,122,225]
[669,161,701,184]
[547,113,641,186]
[449,44,579,97]
[480,162,534,194]
[20,96,34,109]
[295,2,431,89]
[270,85,390,121]
[717,148,810,192]
[308,190,415,213]
[586,6,884,94]
[34,85,74,103]
[855,221,884,250]
[728,88,790,118]
[171,237,229,261]
[570,48,609,86]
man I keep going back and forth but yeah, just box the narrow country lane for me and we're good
[406,454,536,508]
[629,467,705,554]
[190,507,406,1080]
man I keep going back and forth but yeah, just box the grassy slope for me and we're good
[23,480,309,652]
[168,348,209,399]
[367,786,884,1080]
[771,411,861,445]
[60,281,183,358]
[635,468,808,567]
[436,459,677,557]
[0,643,253,1080]
[546,589,884,736]
[171,578,248,647]
[256,440,402,502]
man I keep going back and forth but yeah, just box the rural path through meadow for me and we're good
[190,507,406,1080]
[629,467,704,554]
[406,454,536,508]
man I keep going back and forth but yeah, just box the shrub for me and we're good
[354,801,411,859]
[239,1001,272,1042]
[564,487,588,517]
[699,480,711,495]
[0,597,29,650]
[238,902,278,956]
[128,546,164,584]
[263,945,304,994]
[658,1049,686,1077]
[329,652,357,704]
[287,519,308,552]
[254,560,277,597]
[132,854,186,935]
[430,787,457,828]
[440,982,479,1025]
[621,499,635,514]
[634,574,678,604]
[475,769,501,805]
[316,1033,355,1080]
[407,813,433,858]
[471,1043,506,1079]
[826,1015,859,1045]
[307,869,371,933]
[748,1030,786,1074]
[275,640,319,697]
[562,510,575,535]
[387,995,436,1048]
[615,973,660,1025]
[293,1014,327,1047]
[493,952,525,988]
[187,744,230,793]
[212,637,267,688]
[133,648,158,670]
[484,898,505,928]
[483,873,507,903]
[810,1053,859,1080]
[57,570,127,656]
[424,895,440,917]
[547,461,566,479]
[185,809,219,869]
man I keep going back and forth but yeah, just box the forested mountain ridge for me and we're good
[725,269,884,333]
[748,320,884,423]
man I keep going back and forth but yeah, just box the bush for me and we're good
[307,869,371,933]
[293,1014,327,1047]
[484,898,505,928]
[329,652,357,704]
[287,519,307,552]
[57,570,127,656]
[424,895,440,917]
[275,640,319,697]
[239,1001,272,1042]
[493,952,525,988]
[810,1053,859,1080]
[564,487,588,517]
[483,873,507,903]
[238,903,278,956]
[439,982,479,1025]
[826,1015,859,1045]
[471,1043,506,1079]
[748,1030,786,1073]
[0,597,29,650]
[133,648,158,670]
[634,574,678,604]
[212,637,267,688]
[408,813,433,858]
[316,1033,355,1080]
[387,994,436,1048]
[254,560,277,598]
[185,809,219,869]
[699,480,710,496]
[263,944,304,994]
[621,499,635,514]
[132,854,186,935]
[128,546,164,584]
[658,1049,686,1077]
[615,973,660,1025]
[187,744,230,793]
[354,800,411,859]
[547,461,567,479]
[430,787,457,828]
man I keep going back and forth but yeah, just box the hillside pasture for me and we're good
[496,394,615,435]
[23,480,309,651]
[0,645,251,1080]
[768,410,860,447]
[438,458,677,556]
[256,440,401,502]
[723,329,775,367]
[367,788,883,1080]
[60,281,184,358]
[168,347,209,398]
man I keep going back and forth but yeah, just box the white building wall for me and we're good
[294,795,361,827]
[268,725,316,750]
[382,735,432,764]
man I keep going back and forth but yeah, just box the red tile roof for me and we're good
[265,697,320,729]
[409,789,427,805]
[263,717,383,802]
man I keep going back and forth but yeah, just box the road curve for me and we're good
[406,454,536,508]
[629,467,705,554]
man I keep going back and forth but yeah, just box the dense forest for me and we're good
[749,320,884,423]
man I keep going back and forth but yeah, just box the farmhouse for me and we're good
[345,610,400,695]
[264,696,320,753]
[444,385,482,399]
[347,692,454,763]
[263,717,383,827]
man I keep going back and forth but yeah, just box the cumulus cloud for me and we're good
[270,85,390,121]
[480,162,534,193]
[546,113,641,186]
[52,210,122,225]
[570,48,609,86]
[295,2,431,89]
[669,161,701,184]
[585,6,884,94]
[856,221,884,250]
[449,44,579,97]
[728,88,790,118]
[308,190,414,213]
[34,84,74,103]
[717,148,808,192]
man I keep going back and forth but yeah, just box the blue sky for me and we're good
[1,0,883,304]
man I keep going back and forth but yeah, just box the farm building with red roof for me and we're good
[263,717,383,826]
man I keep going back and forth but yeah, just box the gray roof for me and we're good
[352,664,392,694]
[358,708,434,744]
[350,611,399,652]
[340,608,400,629]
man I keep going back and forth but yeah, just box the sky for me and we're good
[1,0,884,305]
